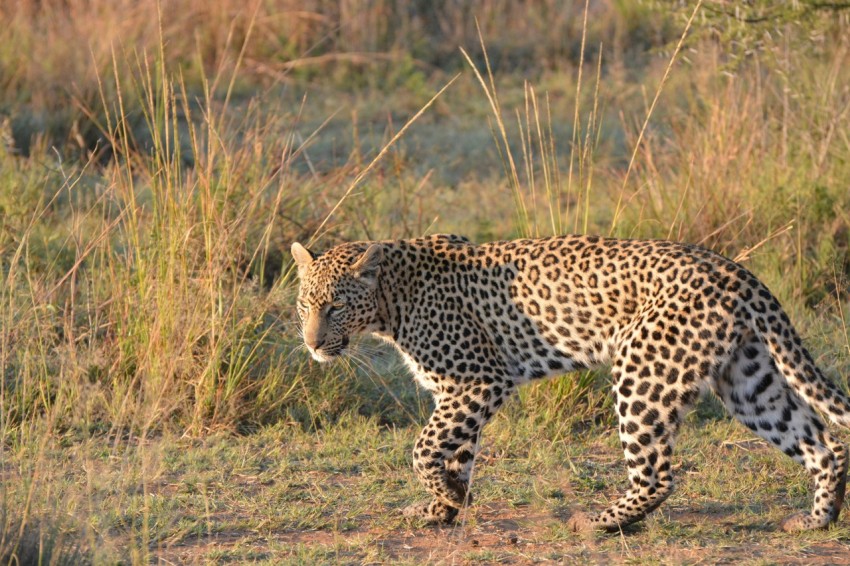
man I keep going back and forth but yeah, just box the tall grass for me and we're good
[1,0,674,156]
[3,59,294,439]
[1,17,334,560]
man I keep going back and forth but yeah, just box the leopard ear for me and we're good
[290,242,315,277]
[350,244,383,287]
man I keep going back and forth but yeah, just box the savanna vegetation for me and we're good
[1,0,849,563]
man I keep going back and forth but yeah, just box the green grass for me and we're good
[6,402,849,563]
[2,1,850,563]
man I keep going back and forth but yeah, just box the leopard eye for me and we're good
[328,301,347,315]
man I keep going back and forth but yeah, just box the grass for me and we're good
[13,406,850,563]
[1,0,850,563]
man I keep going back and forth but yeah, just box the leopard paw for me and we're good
[402,500,459,524]
[780,512,830,532]
[566,510,599,535]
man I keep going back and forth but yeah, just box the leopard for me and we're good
[290,233,850,533]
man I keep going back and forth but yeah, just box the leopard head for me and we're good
[290,241,384,362]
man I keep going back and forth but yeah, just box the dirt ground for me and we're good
[154,500,850,565]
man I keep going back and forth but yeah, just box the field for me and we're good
[2,0,850,563]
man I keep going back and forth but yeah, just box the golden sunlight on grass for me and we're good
[1,1,849,563]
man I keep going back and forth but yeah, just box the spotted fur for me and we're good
[291,234,850,532]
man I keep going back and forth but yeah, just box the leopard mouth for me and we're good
[309,336,350,362]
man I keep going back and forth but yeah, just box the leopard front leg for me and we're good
[403,384,502,524]
[566,324,707,534]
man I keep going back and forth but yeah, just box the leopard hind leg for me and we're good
[714,333,848,531]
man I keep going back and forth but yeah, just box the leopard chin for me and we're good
[308,349,333,363]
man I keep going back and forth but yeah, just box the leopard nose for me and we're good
[303,318,325,350]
